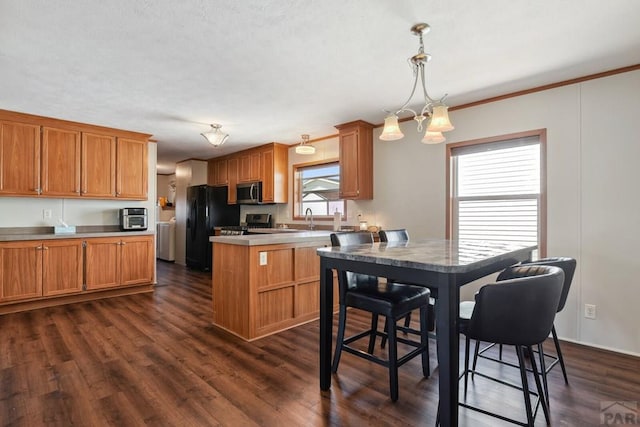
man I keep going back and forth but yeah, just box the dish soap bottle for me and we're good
[333,209,341,231]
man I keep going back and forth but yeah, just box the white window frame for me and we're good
[446,129,547,257]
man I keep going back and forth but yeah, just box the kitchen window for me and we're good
[446,130,546,257]
[293,160,346,219]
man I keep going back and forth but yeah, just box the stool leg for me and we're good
[552,325,569,384]
[516,345,534,427]
[538,343,550,408]
[331,305,347,373]
[471,339,480,380]
[403,312,412,329]
[387,315,399,402]
[529,345,550,425]
[367,313,379,354]
[464,335,471,397]
[381,317,389,349]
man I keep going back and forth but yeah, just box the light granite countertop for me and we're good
[0,226,154,242]
[210,230,333,246]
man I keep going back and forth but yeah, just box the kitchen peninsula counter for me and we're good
[210,230,332,246]
[209,231,337,341]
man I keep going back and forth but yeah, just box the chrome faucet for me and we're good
[304,208,314,230]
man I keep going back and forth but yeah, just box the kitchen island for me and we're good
[209,231,337,341]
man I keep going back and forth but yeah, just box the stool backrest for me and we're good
[330,232,377,294]
[520,257,576,312]
[378,229,409,243]
[468,265,564,346]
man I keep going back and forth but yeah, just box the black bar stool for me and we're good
[330,232,431,402]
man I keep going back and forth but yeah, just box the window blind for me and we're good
[452,139,540,248]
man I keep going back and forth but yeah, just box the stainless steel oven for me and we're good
[119,208,148,231]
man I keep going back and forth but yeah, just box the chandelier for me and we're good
[295,134,315,155]
[201,124,229,147]
[379,23,454,144]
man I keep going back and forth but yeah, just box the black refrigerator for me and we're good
[186,185,240,271]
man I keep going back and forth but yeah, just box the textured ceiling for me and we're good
[2,0,640,174]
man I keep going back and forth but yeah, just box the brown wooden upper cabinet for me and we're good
[0,121,41,195]
[260,143,288,204]
[116,138,148,199]
[238,151,261,183]
[335,120,374,200]
[41,127,82,197]
[0,110,150,200]
[227,157,238,204]
[208,158,229,186]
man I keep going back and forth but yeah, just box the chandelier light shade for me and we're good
[380,22,454,144]
[379,114,404,141]
[421,130,446,144]
[201,124,229,147]
[426,105,454,132]
[295,134,315,155]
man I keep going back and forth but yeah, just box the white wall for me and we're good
[271,70,640,356]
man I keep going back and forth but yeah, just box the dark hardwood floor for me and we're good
[1,261,639,426]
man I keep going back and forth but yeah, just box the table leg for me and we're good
[436,274,459,426]
[319,259,333,390]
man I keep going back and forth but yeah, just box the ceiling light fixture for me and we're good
[380,23,454,144]
[295,134,315,155]
[201,124,229,147]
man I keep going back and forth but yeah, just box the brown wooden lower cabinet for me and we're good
[212,240,338,341]
[0,234,154,313]
[85,235,154,290]
[0,239,83,302]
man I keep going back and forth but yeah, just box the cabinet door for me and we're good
[239,152,261,182]
[207,159,216,185]
[120,236,154,286]
[0,241,42,302]
[116,138,148,199]
[41,127,81,196]
[85,238,120,290]
[216,159,228,185]
[261,149,274,203]
[82,133,116,198]
[0,121,41,195]
[250,152,261,181]
[227,157,238,204]
[42,239,83,296]
[339,128,360,199]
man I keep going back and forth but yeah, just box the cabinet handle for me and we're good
[43,246,49,250]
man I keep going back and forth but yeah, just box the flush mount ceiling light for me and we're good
[295,134,315,155]
[201,124,229,147]
[380,22,454,144]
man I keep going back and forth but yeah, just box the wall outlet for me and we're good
[42,209,52,219]
[584,304,597,319]
[259,252,267,266]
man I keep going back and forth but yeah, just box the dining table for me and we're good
[317,238,536,426]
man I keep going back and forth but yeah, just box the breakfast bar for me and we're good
[317,239,536,427]
[210,230,336,341]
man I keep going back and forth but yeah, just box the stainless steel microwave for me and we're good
[236,182,262,204]
[119,208,148,231]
